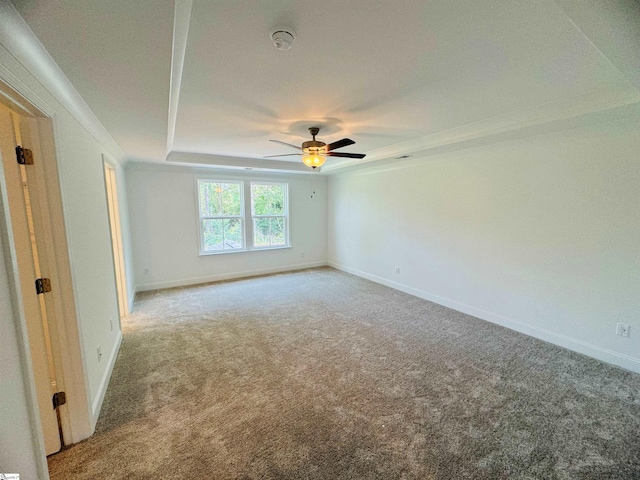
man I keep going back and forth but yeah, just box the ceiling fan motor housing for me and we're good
[302,140,326,151]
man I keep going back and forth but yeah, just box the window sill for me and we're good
[199,245,291,256]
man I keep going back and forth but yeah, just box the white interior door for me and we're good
[0,104,61,455]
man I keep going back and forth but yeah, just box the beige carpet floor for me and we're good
[48,267,640,479]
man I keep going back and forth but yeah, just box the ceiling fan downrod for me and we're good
[302,127,326,151]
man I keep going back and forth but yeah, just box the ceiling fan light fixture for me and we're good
[302,153,326,169]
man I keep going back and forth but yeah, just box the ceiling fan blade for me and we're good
[326,138,355,151]
[269,139,302,150]
[327,152,366,159]
[263,154,301,158]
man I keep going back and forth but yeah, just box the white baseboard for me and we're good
[329,261,640,374]
[136,261,328,292]
[90,329,122,429]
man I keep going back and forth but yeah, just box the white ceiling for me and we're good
[12,0,640,174]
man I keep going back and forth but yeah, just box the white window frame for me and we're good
[197,178,290,255]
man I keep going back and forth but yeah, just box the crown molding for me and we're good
[167,150,314,174]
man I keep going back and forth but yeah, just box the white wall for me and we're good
[52,112,124,418]
[127,163,327,291]
[0,0,132,445]
[328,115,640,373]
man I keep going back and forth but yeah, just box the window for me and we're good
[197,179,289,254]
[251,183,287,248]
[198,180,243,253]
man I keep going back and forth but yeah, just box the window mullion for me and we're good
[243,180,252,250]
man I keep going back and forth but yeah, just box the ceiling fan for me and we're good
[264,127,366,169]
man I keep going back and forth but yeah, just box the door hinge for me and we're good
[35,277,52,294]
[52,391,66,409]
[16,146,34,165]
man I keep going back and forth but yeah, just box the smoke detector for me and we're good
[270,27,295,50]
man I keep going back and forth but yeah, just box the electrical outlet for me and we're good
[143,267,151,275]
[97,345,103,362]
[616,323,630,337]
[395,267,400,275]
[301,252,305,258]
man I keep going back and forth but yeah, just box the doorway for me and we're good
[103,158,129,319]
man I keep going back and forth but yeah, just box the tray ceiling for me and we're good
[12,0,640,173]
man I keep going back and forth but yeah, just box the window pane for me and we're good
[223,218,242,249]
[200,182,241,216]
[271,217,285,246]
[254,218,270,248]
[203,218,242,251]
[220,184,241,215]
[252,184,285,216]
[202,218,223,251]
[253,217,286,247]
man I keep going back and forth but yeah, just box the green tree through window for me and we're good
[251,183,287,248]
[198,181,243,252]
